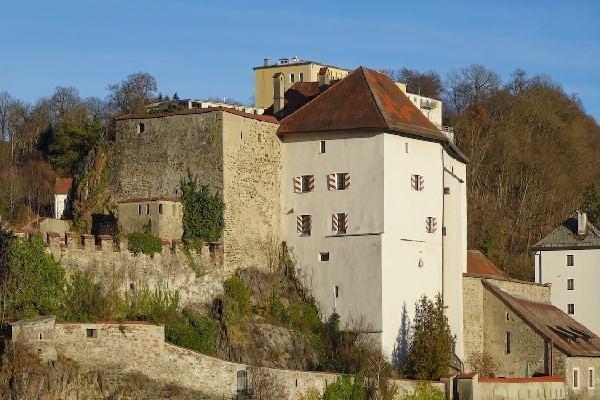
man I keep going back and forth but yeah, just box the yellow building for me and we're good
[254,57,349,108]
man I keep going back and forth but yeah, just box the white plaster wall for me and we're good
[536,248,600,335]
[282,131,384,333]
[381,133,444,355]
[54,194,67,219]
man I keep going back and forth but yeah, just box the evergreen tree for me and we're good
[582,183,600,227]
[172,92,179,102]
[391,302,411,371]
[405,294,455,380]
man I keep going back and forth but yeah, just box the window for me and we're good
[331,212,348,234]
[159,204,163,214]
[426,217,438,233]
[411,174,424,191]
[567,279,574,290]
[589,368,595,389]
[137,123,145,134]
[290,73,295,83]
[297,215,312,236]
[574,368,580,389]
[444,187,450,194]
[505,331,511,354]
[86,328,98,338]
[506,312,510,321]
[146,204,150,215]
[237,370,248,396]
[299,72,304,82]
[567,255,574,266]
[294,175,314,193]
[568,303,575,315]
[328,173,350,190]
[335,285,339,298]
[320,252,330,262]
[405,143,409,153]
[38,333,43,340]
[320,140,326,154]
[138,204,142,215]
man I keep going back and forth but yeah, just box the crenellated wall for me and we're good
[44,232,225,307]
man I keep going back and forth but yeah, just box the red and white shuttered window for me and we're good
[411,174,425,191]
[425,217,437,233]
[293,175,315,193]
[332,212,348,234]
[327,173,350,191]
[297,215,312,236]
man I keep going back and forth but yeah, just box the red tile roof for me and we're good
[264,81,340,119]
[484,280,600,357]
[277,66,448,142]
[467,250,506,277]
[54,177,73,195]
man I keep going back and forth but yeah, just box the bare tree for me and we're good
[445,64,500,114]
[0,91,12,142]
[108,72,158,115]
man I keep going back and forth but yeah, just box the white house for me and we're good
[533,211,600,335]
[54,177,72,220]
[278,67,468,359]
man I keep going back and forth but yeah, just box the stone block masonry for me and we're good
[46,232,225,307]
[12,317,445,400]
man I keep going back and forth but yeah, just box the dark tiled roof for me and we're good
[483,280,600,357]
[277,66,448,142]
[264,81,340,119]
[114,107,278,124]
[467,250,506,277]
[531,212,600,250]
[54,177,73,195]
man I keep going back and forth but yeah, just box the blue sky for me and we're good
[1,0,599,120]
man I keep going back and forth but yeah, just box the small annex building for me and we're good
[54,177,72,219]
[464,250,600,399]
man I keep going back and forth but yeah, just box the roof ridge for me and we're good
[358,67,389,128]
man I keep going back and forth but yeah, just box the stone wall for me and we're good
[12,317,445,400]
[46,233,224,307]
[113,112,224,200]
[564,357,600,399]
[463,275,551,371]
[457,374,566,400]
[221,112,282,272]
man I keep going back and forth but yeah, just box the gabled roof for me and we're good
[531,212,600,251]
[277,66,448,142]
[466,250,506,277]
[264,80,340,119]
[54,177,73,195]
[483,280,600,357]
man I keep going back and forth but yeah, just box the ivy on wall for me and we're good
[180,172,224,247]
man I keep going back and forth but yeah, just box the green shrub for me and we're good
[62,272,124,322]
[165,308,216,355]
[125,287,180,323]
[321,376,367,400]
[0,232,66,321]
[127,232,162,257]
[180,172,224,244]
[222,274,251,321]
[400,382,444,400]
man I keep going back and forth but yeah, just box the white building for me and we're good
[278,67,468,359]
[533,211,600,335]
[53,177,72,220]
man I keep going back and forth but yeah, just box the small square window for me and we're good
[568,304,575,315]
[319,252,330,262]
[86,328,98,338]
[567,279,574,290]
[567,255,574,266]
[320,140,326,154]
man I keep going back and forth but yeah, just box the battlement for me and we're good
[42,231,224,263]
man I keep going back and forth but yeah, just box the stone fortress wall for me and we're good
[41,231,225,307]
[11,316,444,400]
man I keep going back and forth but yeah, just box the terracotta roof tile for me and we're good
[54,177,73,195]
[467,250,506,277]
[484,280,600,357]
[277,66,448,142]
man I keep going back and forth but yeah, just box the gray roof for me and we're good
[532,213,600,250]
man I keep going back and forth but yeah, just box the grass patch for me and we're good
[127,232,162,257]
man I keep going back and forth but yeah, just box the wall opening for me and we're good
[86,328,98,338]
[138,123,145,134]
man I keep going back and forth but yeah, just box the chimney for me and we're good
[318,67,330,87]
[273,73,285,113]
[577,211,588,236]
[263,58,270,67]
